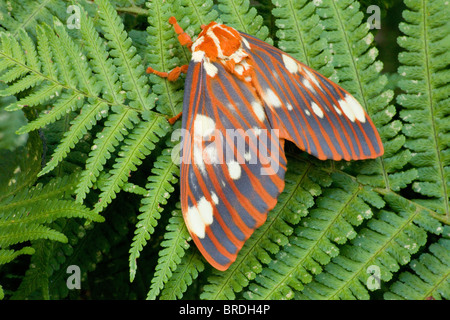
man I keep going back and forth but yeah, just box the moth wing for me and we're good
[241,33,384,161]
[179,60,286,270]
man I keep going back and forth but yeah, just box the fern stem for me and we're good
[0,182,75,212]
[187,0,209,25]
[11,0,54,37]
[152,0,178,117]
[420,0,449,218]
[328,1,367,107]
[261,186,361,299]
[0,49,146,115]
[116,5,148,16]
[375,188,449,225]
[285,0,310,66]
[421,269,450,300]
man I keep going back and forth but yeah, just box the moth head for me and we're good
[192,22,244,62]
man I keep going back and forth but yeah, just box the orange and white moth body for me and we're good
[148,18,384,271]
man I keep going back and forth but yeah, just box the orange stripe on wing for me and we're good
[249,53,330,159]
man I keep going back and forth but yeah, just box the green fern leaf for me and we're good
[272,0,334,78]
[95,0,154,111]
[0,247,35,266]
[75,105,139,202]
[94,111,169,213]
[159,249,205,300]
[78,5,124,104]
[0,172,104,295]
[0,171,103,260]
[385,226,450,300]
[17,91,83,134]
[244,172,378,299]
[129,148,180,282]
[51,17,99,96]
[396,0,450,218]
[38,101,109,176]
[0,0,62,37]
[298,199,442,300]
[0,224,68,247]
[218,0,270,43]
[147,208,190,300]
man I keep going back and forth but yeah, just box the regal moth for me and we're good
[147,17,384,271]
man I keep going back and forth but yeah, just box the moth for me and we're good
[147,17,384,271]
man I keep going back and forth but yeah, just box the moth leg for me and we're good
[168,111,183,125]
[146,64,189,82]
[169,17,193,49]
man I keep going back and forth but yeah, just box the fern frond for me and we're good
[396,0,450,218]
[297,200,442,300]
[0,0,62,37]
[272,0,334,78]
[0,199,102,228]
[78,5,124,104]
[0,31,45,99]
[51,17,99,96]
[0,247,35,266]
[38,101,109,176]
[0,173,103,221]
[94,111,169,213]
[0,224,67,247]
[384,226,450,300]
[218,0,270,42]
[95,0,154,111]
[44,23,77,87]
[35,23,57,79]
[159,249,205,300]
[17,91,83,134]
[75,105,139,202]
[10,204,128,300]
[147,208,190,300]
[129,148,180,282]
[244,172,381,299]
[0,24,80,111]
[122,182,148,196]
[0,171,103,270]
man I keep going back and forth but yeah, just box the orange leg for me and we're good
[169,17,193,50]
[147,17,194,125]
[146,64,189,82]
[146,64,186,125]
[168,112,183,125]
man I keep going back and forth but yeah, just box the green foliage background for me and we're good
[0,0,448,300]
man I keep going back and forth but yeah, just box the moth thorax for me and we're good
[191,22,252,81]
[193,22,242,61]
